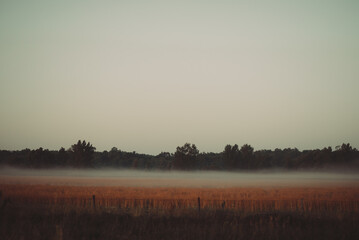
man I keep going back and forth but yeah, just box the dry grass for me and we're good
[1,184,358,214]
[1,184,359,239]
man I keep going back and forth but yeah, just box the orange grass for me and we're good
[1,184,359,213]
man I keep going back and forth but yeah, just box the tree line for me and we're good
[0,140,358,170]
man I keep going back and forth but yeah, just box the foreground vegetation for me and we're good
[1,205,359,240]
[1,185,359,239]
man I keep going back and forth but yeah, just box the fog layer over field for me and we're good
[0,167,358,187]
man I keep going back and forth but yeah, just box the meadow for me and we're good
[1,184,359,213]
[1,170,359,239]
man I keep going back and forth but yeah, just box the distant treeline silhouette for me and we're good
[0,140,358,170]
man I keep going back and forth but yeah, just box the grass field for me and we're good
[1,184,359,213]
[1,170,359,240]
[1,183,359,240]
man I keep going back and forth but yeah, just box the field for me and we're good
[1,185,359,213]
[1,170,359,239]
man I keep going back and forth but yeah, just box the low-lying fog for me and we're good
[0,167,358,187]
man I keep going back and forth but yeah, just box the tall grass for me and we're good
[1,184,359,239]
[1,184,358,214]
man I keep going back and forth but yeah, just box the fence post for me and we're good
[93,195,96,209]
[198,197,201,214]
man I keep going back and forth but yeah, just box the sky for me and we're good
[0,0,358,154]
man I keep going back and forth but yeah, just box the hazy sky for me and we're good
[0,0,358,154]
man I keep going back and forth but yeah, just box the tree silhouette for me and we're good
[58,147,69,166]
[1,141,358,170]
[338,143,356,153]
[223,144,241,169]
[240,144,254,169]
[173,143,199,170]
[70,140,96,167]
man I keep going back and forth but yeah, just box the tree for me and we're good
[337,143,356,153]
[240,144,254,169]
[173,143,199,170]
[334,143,358,164]
[70,140,96,167]
[57,147,69,166]
[223,144,241,169]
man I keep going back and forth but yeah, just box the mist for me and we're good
[0,167,358,188]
